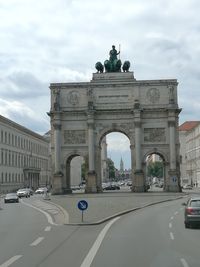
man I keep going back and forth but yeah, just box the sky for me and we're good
[1,0,200,169]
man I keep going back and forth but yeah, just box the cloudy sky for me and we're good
[1,0,200,169]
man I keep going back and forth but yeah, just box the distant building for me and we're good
[120,157,124,172]
[115,157,131,180]
[0,115,50,193]
[101,137,108,182]
[70,156,84,186]
[179,121,200,187]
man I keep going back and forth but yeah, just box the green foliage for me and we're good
[81,162,86,180]
[107,158,116,179]
[147,161,163,178]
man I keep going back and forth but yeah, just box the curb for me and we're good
[63,195,188,226]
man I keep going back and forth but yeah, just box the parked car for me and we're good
[35,187,48,194]
[183,197,200,228]
[183,184,193,190]
[4,193,19,203]
[17,188,30,198]
[104,184,120,190]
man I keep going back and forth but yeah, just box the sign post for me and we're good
[77,200,88,222]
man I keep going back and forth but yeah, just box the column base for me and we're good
[51,173,63,195]
[132,170,145,192]
[85,171,97,193]
[62,188,72,194]
[165,170,182,192]
[164,185,182,192]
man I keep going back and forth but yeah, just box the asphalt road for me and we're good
[0,196,200,267]
[89,198,200,267]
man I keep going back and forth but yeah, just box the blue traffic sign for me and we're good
[77,200,88,211]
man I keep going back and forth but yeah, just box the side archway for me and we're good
[142,150,169,191]
[63,152,87,193]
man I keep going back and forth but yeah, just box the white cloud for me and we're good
[106,133,130,152]
[1,0,200,165]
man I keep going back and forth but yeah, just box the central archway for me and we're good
[100,131,131,192]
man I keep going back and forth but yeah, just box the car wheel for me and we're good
[185,222,190,228]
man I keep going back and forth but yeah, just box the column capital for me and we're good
[168,120,176,127]
[53,123,61,130]
[134,120,141,127]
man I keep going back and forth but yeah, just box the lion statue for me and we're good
[95,62,104,73]
[122,61,130,72]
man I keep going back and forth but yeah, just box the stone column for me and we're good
[135,121,142,171]
[52,121,63,194]
[166,117,180,192]
[85,113,97,193]
[54,122,62,174]
[169,121,176,170]
[133,109,144,192]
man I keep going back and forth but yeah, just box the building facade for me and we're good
[179,121,200,187]
[0,115,50,193]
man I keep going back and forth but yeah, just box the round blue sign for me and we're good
[77,200,88,211]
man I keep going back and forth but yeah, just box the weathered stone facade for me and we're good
[48,72,181,194]
[0,115,50,193]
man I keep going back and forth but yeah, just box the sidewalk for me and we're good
[44,191,188,225]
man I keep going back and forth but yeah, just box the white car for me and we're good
[17,188,30,198]
[35,187,48,194]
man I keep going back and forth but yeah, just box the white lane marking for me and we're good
[174,211,179,215]
[170,216,174,220]
[170,232,174,240]
[80,217,120,267]
[180,207,184,211]
[45,226,51,231]
[30,237,44,246]
[21,200,58,225]
[0,255,22,267]
[180,258,189,267]
[43,199,69,224]
[169,222,172,228]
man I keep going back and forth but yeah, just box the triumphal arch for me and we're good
[48,47,181,194]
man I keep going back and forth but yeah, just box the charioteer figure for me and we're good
[95,45,130,73]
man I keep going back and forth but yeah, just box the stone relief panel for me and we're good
[146,88,160,104]
[144,128,166,142]
[67,91,80,106]
[64,130,86,144]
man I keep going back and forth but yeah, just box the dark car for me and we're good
[183,197,200,228]
[4,193,19,203]
[104,184,120,190]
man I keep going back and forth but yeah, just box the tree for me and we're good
[107,158,116,180]
[147,161,163,178]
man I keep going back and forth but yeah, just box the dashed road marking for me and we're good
[174,211,179,215]
[30,237,44,246]
[170,216,174,220]
[170,232,174,240]
[0,255,22,267]
[169,222,172,228]
[45,226,51,231]
[180,258,189,267]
